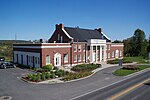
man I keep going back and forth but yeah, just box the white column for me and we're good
[103,45,106,62]
[90,46,93,63]
[96,45,97,63]
[100,46,102,62]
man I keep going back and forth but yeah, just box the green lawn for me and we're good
[113,65,150,76]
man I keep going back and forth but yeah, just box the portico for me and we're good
[86,39,106,63]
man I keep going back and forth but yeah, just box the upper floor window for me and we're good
[78,45,81,52]
[74,44,77,52]
[60,36,63,43]
[108,45,111,50]
[83,45,85,51]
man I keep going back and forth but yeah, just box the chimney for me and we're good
[56,23,64,29]
[97,28,102,33]
[40,39,43,43]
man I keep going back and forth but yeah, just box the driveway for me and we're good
[0,66,125,100]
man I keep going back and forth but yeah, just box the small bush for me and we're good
[42,64,53,71]
[53,67,59,70]
[45,72,51,79]
[41,73,46,80]
[122,65,139,70]
[36,73,41,81]
[71,63,100,72]
[27,74,32,80]
[31,74,37,82]
[62,71,92,81]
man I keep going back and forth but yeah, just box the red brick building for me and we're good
[13,24,124,68]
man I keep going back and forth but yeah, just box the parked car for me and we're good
[0,61,16,69]
[0,57,5,61]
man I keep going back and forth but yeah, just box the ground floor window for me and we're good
[83,53,85,61]
[112,51,115,58]
[38,57,40,65]
[64,54,68,63]
[107,53,110,58]
[74,55,77,62]
[78,54,81,62]
[120,50,122,57]
[46,55,50,65]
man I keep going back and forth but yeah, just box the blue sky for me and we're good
[0,0,150,41]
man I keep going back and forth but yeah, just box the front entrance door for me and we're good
[54,53,61,67]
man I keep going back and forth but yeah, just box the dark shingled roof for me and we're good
[64,27,110,42]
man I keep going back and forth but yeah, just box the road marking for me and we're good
[108,78,150,100]
[70,68,150,100]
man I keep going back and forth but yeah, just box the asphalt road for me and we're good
[71,69,150,100]
[0,65,150,100]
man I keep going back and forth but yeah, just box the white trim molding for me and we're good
[62,28,73,39]
[13,45,71,49]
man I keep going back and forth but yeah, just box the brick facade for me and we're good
[13,24,124,68]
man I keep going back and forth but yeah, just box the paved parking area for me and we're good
[0,66,124,100]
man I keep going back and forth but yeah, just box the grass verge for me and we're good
[113,65,150,76]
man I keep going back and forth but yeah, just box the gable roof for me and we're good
[64,27,111,42]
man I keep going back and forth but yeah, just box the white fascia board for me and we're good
[62,28,73,39]
[111,45,124,47]
[13,45,71,49]
[101,32,111,41]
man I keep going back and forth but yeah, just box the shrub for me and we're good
[122,65,139,70]
[31,74,37,82]
[45,72,51,79]
[53,67,59,70]
[50,73,55,79]
[27,74,33,80]
[36,73,41,82]
[71,63,100,72]
[41,73,46,80]
[107,58,133,64]
[42,64,53,71]
[55,70,66,77]
[62,71,92,81]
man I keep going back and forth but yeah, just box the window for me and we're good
[64,54,68,63]
[38,57,40,65]
[83,45,85,51]
[74,44,77,52]
[107,53,110,58]
[46,55,50,65]
[31,56,33,63]
[78,54,81,62]
[60,36,63,43]
[83,54,85,61]
[28,56,30,63]
[120,50,122,57]
[78,45,81,52]
[108,45,111,50]
[112,51,115,58]
[74,55,77,62]
[35,57,37,64]
[102,46,104,51]
[58,34,60,40]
